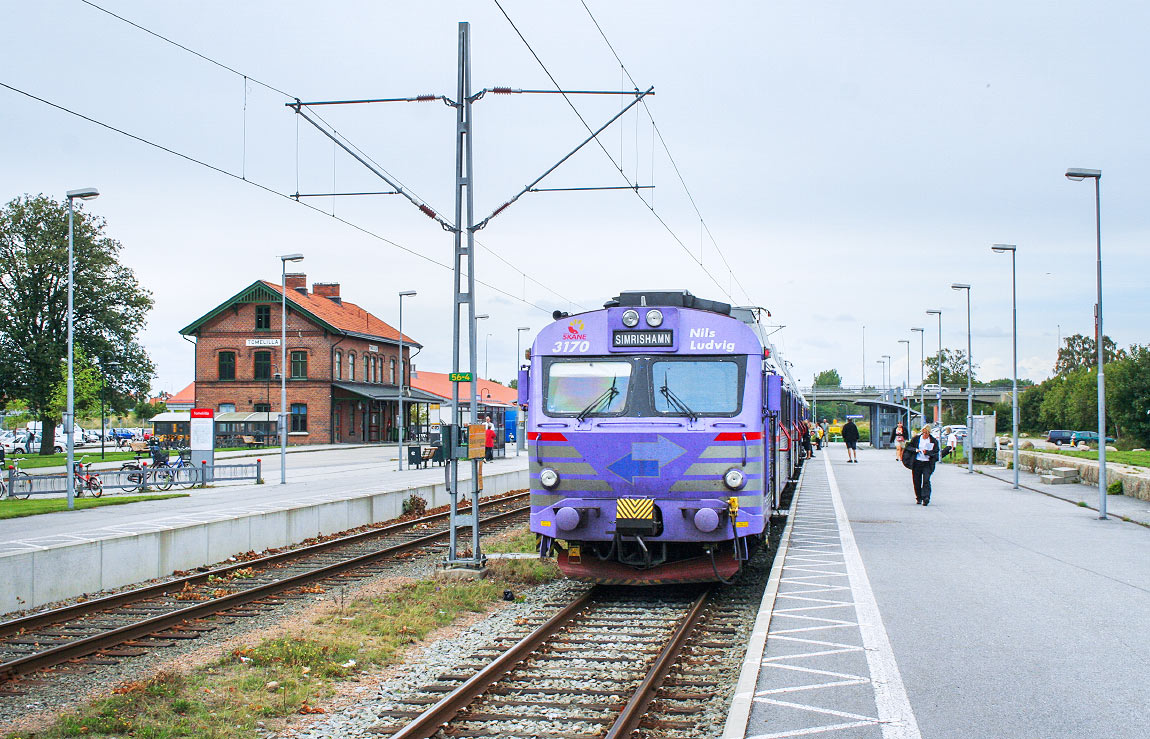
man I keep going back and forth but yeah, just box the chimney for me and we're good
[284,273,307,296]
[313,282,341,304]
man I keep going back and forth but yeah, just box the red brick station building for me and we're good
[180,274,444,446]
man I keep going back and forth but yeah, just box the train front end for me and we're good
[522,290,768,584]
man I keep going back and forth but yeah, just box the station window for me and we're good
[364,355,371,383]
[254,402,270,413]
[291,350,308,379]
[254,351,271,381]
[291,403,308,432]
[218,403,236,413]
[218,351,235,381]
[255,305,271,330]
[348,352,356,380]
[389,358,396,384]
[334,351,342,380]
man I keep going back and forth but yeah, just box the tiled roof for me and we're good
[169,382,195,404]
[260,281,419,346]
[409,371,518,406]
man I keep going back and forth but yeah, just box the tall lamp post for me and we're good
[516,326,530,455]
[951,283,973,473]
[278,253,304,485]
[65,187,99,511]
[992,245,1019,489]
[911,327,925,427]
[396,290,417,470]
[1065,167,1107,520]
[98,361,119,460]
[926,310,942,429]
[472,314,489,424]
[881,355,891,395]
[898,339,911,427]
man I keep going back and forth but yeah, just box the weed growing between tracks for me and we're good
[0,493,189,519]
[7,527,559,739]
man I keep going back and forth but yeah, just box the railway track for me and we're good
[0,492,530,685]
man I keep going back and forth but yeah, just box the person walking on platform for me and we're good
[890,421,908,461]
[801,422,813,459]
[484,424,496,462]
[842,418,860,463]
[907,424,940,505]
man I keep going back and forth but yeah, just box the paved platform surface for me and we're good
[0,447,528,554]
[734,444,1150,739]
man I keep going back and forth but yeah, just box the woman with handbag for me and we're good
[889,421,908,461]
[903,425,942,505]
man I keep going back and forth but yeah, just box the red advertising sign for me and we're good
[191,408,214,419]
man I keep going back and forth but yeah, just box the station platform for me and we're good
[0,448,528,613]
[726,445,1150,739]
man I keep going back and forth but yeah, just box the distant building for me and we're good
[180,275,435,445]
[409,370,518,451]
[165,383,195,411]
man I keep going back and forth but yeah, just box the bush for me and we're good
[1107,479,1124,495]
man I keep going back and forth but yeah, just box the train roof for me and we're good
[602,289,731,316]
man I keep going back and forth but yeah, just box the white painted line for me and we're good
[824,454,922,739]
[721,464,805,739]
[747,719,878,738]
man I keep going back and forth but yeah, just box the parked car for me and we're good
[1074,431,1115,445]
[1046,430,1076,446]
[13,432,65,454]
[942,425,968,443]
[922,383,949,394]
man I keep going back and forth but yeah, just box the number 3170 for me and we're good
[552,340,589,353]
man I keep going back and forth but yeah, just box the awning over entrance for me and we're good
[332,381,443,403]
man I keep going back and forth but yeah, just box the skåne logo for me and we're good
[563,317,587,340]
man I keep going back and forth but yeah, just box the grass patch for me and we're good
[483,526,561,584]
[1047,449,1150,469]
[10,577,513,739]
[0,494,189,519]
[1077,501,1089,507]
[6,447,261,469]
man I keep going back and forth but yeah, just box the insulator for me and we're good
[492,202,511,218]
[419,204,437,219]
[492,87,513,94]
[416,95,436,102]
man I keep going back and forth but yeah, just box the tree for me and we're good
[0,195,154,453]
[48,346,101,422]
[136,399,164,422]
[922,348,978,386]
[1054,333,1126,376]
[814,369,842,387]
[1107,345,1150,445]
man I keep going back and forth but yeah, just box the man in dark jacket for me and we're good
[842,419,860,463]
[906,424,940,505]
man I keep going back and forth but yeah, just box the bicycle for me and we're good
[0,458,32,500]
[147,447,180,491]
[73,456,103,498]
[151,448,198,490]
[119,453,150,493]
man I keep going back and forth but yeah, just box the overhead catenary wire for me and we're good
[491,0,738,306]
[0,80,555,315]
[73,0,585,313]
[577,0,759,309]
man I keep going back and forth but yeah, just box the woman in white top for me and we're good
[905,425,941,506]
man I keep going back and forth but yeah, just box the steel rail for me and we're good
[0,503,528,681]
[0,491,528,640]
[387,588,597,739]
[605,587,713,737]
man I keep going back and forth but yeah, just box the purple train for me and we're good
[517,290,809,584]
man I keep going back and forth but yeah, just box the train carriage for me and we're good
[519,290,808,584]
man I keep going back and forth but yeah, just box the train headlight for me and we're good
[645,309,664,327]
[723,467,746,490]
[539,467,561,489]
[621,309,640,327]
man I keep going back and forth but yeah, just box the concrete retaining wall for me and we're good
[1,466,527,613]
[997,449,1150,501]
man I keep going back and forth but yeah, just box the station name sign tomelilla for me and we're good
[612,330,674,347]
[449,372,473,382]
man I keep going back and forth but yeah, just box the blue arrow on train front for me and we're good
[608,436,686,484]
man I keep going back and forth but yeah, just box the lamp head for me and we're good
[66,187,99,201]
[911,327,924,333]
[950,283,971,291]
[399,290,417,297]
[991,244,1016,253]
[926,309,941,316]
[899,339,910,345]
[474,313,490,321]
[1065,168,1101,181]
[279,253,304,263]
[517,326,530,332]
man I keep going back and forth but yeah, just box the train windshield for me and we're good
[545,361,633,416]
[652,359,741,415]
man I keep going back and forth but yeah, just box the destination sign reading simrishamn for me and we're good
[612,330,674,347]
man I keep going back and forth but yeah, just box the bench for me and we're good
[240,435,260,448]
[128,440,150,454]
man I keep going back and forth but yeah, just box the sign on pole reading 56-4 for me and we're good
[450,372,473,382]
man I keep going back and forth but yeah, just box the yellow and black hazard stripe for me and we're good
[616,498,655,520]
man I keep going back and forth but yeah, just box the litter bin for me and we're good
[407,445,423,469]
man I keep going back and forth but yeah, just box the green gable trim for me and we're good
[179,281,339,336]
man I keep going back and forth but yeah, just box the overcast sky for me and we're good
[3,1,1147,395]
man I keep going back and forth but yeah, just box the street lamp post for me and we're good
[899,339,911,428]
[992,244,1019,489]
[278,253,304,485]
[1065,167,1107,520]
[951,283,973,473]
[484,333,492,380]
[926,310,942,429]
[472,314,489,425]
[882,355,891,396]
[65,187,99,511]
[98,361,118,460]
[397,290,417,470]
[516,326,530,455]
[911,327,925,427]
